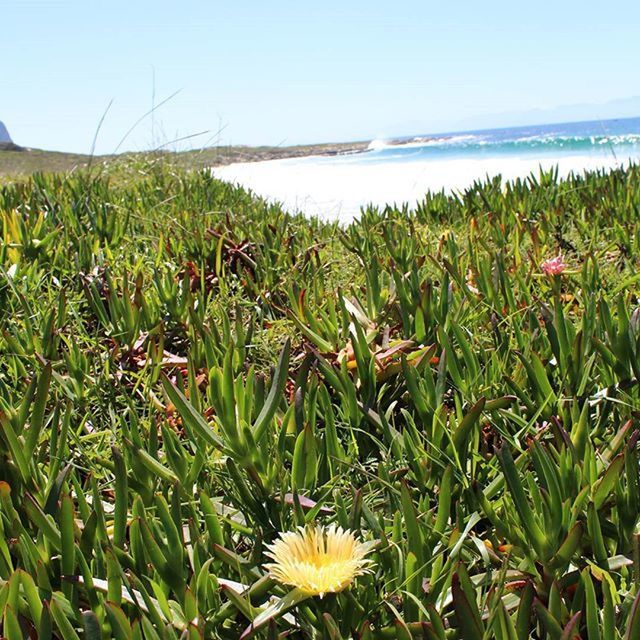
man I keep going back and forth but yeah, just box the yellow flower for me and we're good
[264,525,375,598]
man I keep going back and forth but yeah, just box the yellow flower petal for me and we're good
[264,525,375,597]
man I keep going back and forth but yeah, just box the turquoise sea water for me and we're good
[358,116,640,164]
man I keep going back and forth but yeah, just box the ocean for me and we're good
[214,116,640,222]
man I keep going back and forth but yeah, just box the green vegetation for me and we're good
[0,147,98,179]
[0,141,368,180]
[1,161,640,638]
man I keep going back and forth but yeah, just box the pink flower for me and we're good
[541,255,567,276]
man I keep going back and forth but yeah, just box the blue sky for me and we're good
[2,0,640,153]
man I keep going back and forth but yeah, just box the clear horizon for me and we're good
[3,0,640,154]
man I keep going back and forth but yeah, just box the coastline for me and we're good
[198,140,370,167]
[213,152,633,222]
[0,140,371,177]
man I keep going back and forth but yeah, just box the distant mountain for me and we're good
[0,121,23,151]
[0,121,11,143]
[452,96,640,132]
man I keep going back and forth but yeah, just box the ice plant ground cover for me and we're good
[3,160,640,637]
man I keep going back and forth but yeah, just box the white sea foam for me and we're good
[367,134,481,151]
[369,133,640,152]
[367,139,388,151]
[213,153,637,224]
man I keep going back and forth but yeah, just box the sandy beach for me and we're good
[213,151,632,223]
